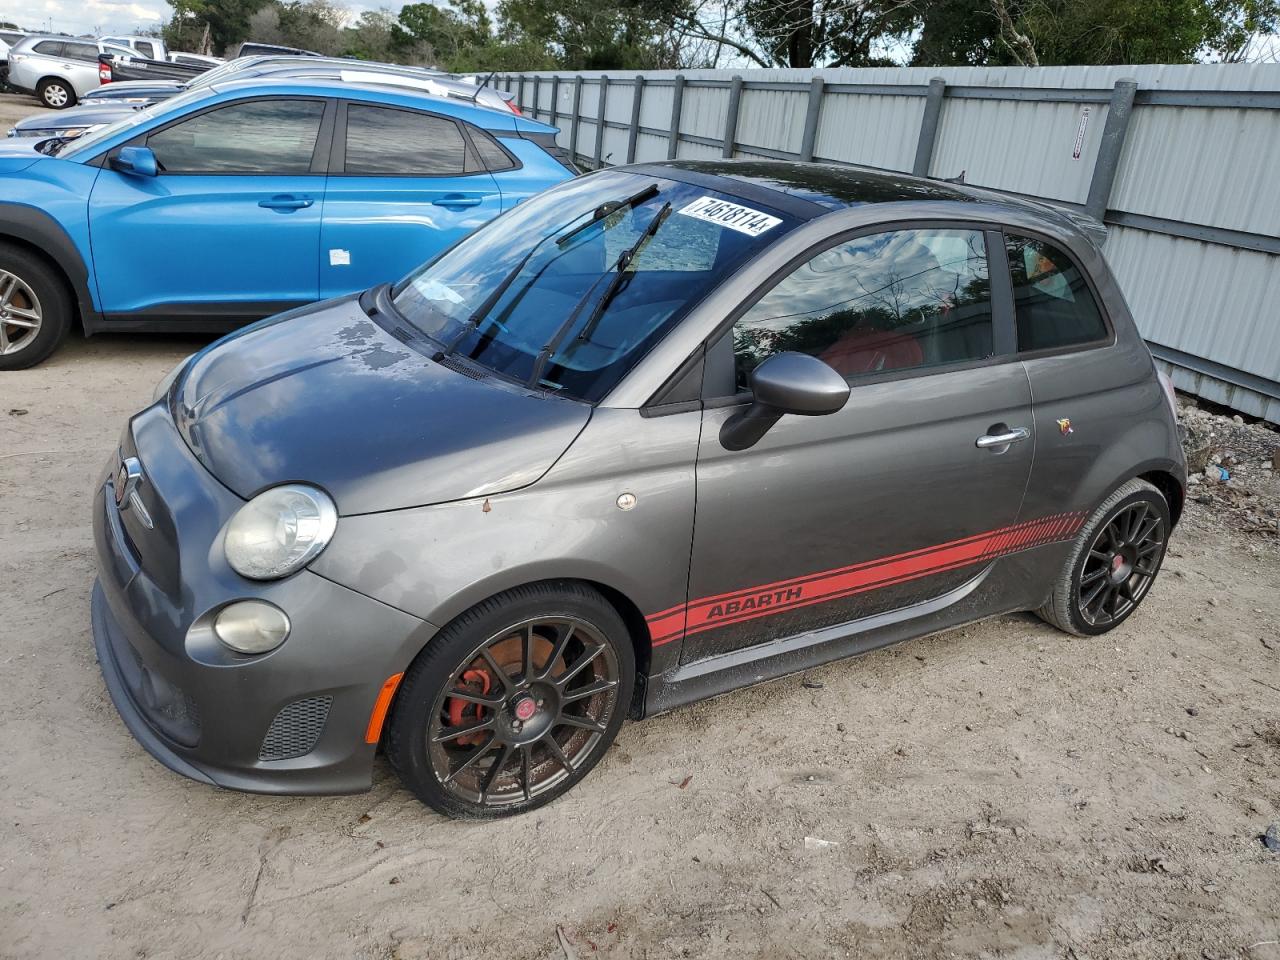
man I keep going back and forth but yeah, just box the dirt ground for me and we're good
[2,331,1279,960]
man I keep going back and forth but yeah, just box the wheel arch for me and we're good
[404,574,656,720]
[0,204,100,332]
[1139,469,1185,528]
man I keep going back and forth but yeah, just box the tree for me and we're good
[162,0,271,54]
[395,0,492,60]
[496,0,695,69]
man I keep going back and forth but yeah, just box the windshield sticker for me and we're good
[677,197,782,237]
[417,279,464,304]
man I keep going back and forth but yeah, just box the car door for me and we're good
[318,101,502,297]
[677,225,1038,663]
[88,96,329,319]
[58,40,106,96]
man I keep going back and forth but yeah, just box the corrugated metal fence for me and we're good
[496,65,1280,423]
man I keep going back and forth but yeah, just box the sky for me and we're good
[0,0,409,40]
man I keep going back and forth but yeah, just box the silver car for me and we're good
[7,36,134,108]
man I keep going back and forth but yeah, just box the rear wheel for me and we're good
[387,582,634,819]
[1037,478,1170,636]
[37,78,76,109]
[0,244,73,370]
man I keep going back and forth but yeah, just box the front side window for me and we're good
[343,104,467,176]
[146,99,324,174]
[392,172,798,402]
[1006,234,1108,352]
[732,228,993,390]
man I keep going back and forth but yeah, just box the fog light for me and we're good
[213,601,291,654]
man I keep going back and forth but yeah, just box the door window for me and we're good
[1005,234,1108,352]
[146,99,325,174]
[136,41,158,58]
[343,104,468,176]
[32,40,63,56]
[732,228,993,390]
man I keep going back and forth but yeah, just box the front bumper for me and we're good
[91,403,436,795]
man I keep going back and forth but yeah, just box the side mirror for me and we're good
[720,352,850,451]
[111,145,158,177]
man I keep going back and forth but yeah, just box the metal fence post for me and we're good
[517,75,526,113]
[550,75,560,127]
[667,74,685,160]
[570,76,584,163]
[531,75,540,120]
[1085,78,1139,222]
[912,77,946,177]
[627,75,645,163]
[723,75,744,159]
[594,76,609,168]
[799,76,824,161]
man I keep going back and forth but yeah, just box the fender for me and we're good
[0,202,103,333]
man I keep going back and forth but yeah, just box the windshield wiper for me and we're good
[554,183,658,248]
[527,200,673,389]
[437,186,662,359]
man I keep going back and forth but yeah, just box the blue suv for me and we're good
[0,77,575,368]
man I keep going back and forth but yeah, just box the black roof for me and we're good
[635,158,1104,245]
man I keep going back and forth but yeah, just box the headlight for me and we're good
[213,600,291,654]
[152,353,193,401]
[224,484,338,580]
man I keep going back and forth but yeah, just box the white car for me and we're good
[99,35,168,61]
[7,36,134,108]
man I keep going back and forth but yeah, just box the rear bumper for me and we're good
[91,405,436,795]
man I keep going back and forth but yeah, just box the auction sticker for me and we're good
[677,196,781,236]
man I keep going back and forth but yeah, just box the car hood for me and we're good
[87,80,181,95]
[14,102,137,132]
[0,138,42,172]
[172,295,592,516]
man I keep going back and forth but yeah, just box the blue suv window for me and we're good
[343,105,468,176]
[146,99,325,175]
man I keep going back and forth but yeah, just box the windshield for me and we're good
[59,86,217,159]
[392,171,797,402]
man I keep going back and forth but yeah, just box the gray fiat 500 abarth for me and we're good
[92,160,1186,818]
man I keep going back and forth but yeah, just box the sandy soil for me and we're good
[2,333,1279,960]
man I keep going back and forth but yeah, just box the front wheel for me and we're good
[37,78,76,109]
[0,243,73,370]
[1037,478,1171,636]
[386,582,635,819]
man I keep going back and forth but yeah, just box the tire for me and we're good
[387,581,635,819]
[37,77,76,109]
[0,243,73,371]
[1036,478,1171,637]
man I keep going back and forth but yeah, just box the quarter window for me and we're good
[1006,234,1108,352]
[344,105,467,176]
[732,228,994,390]
[472,130,516,172]
[32,40,63,55]
[146,99,324,174]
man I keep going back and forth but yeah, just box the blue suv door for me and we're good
[88,97,329,319]
[318,101,502,297]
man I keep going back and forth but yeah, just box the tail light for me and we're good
[99,62,112,83]
[1157,370,1179,420]
[507,100,522,115]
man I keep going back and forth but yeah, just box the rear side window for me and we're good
[147,99,324,174]
[470,129,516,172]
[732,228,994,389]
[32,40,63,56]
[63,41,99,62]
[344,104,467,176]
[1005,234,1108,352]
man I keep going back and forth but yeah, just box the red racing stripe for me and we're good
[647,511,1084,646]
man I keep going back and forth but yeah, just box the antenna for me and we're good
[468,70,497,103]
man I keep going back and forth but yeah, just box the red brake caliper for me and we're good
[446,668,492,746]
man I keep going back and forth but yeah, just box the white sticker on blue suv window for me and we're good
[677,196,782,237]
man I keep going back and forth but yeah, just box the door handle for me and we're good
[975,426,1031,449]
[431,195,483,207]
[258,195,314,210]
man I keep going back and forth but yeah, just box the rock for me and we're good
[1233,414,1244,424]
[1186,707,1200,716]
[1262,823,1280,852]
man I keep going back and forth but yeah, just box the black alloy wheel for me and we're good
[387,583,634,818]
[1037,477,1172,636]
